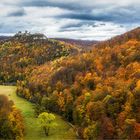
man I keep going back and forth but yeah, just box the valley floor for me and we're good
[0,85,77,140]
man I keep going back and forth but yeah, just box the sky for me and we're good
[0,0,140,40]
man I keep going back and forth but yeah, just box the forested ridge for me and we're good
[0,33,79,84]
[0,28,140,139]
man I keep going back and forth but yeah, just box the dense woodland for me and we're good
[0,27,140,139]
[0,33,79,84]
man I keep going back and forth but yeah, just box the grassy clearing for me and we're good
[0,85,77,140]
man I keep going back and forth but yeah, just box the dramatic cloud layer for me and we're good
[0,0,139,40]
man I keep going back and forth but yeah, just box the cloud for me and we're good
[56,5,140,24]
[57,13,112,22]
[8,8,26,17]
[56,22,127,40]
[0,0,139,40]
[24,6,72,18]
[20,0,82,11]
[0,0,20,5]
[60,21,100,32]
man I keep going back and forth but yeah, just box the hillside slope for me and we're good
[17,27,140,139]
[0,33,79,83]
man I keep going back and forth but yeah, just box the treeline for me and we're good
[17,38,140,139]
[0,95,24,140]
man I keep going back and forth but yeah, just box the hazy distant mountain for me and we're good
[52,38,98,51]
[0,36,11,41]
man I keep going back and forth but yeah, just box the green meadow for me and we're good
[0,85,77,140]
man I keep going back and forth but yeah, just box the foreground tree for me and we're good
[38,112,57,136]
[0,95,24,140]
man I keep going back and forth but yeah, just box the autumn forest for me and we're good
[0,26,140,140]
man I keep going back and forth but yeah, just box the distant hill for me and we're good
[53,38,98,51]
[0,32,79,83]
[0,36,11,41]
